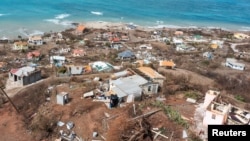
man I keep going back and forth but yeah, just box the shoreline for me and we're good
[1,21,250,40]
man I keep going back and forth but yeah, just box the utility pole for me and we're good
[0,82,19,113]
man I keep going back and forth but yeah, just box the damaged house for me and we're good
[28,35,43,46]
[108,70,159,103]
[12,41,28,50]
[225,58,245,71]
[136,67,165,86]
[50,56,66,67]
[159,60,176,69]
[9,66,41,86]
[203,90,250,126]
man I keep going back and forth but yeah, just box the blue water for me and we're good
[1,0,250,38]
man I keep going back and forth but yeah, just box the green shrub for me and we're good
[201,60,210,66]
[57,66,67,74]
[234,95,245,102]
[184,91,199,100]
[151,101,189,128]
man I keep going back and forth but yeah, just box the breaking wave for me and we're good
[91,11,103,15]
[55,14,70,19]
[44,14,72,26]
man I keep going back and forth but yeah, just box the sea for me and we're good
[1,0,250,39]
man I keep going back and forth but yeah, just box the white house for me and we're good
[225,58,245,71]
[139,44,153,50]
[211,40,224,48]
[172,37,183,45]
[109,74,159,102]
[202,90,230,126]
[9,66,41,86]
[203,102,231,126]
[50,56,66,67]
[28,35,43,46]
[176,44,195,52]
[59,48,71,54]
[111,43,123,50]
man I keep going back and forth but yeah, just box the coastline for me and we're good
[1,20,250,40]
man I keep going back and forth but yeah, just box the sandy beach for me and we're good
[83,21,126,29]
[82,21,155,32]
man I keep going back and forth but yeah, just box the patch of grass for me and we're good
[184,91,199,100]
[57,66,67,73]
[234,95,245,102]
[151,101,189,128]
[201,60,210,66]
[159,127,166,134]
[138,103,145,110]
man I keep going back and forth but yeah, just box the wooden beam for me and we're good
[0,87,19,113]
[151,130,168,139]
[170,131,174,141]
[153,131,161,140]
[128,109,161,121]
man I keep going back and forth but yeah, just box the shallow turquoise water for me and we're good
[0,0,250,38]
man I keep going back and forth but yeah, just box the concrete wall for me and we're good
[9,73,16,81]
[203,91,219,108]
[9,70,41,86]
[152,78,164,87]
[23,70,41,85]
[203,111,227,126]
[142,83,159,95]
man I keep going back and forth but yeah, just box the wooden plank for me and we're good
[128,109,161,121]
[151,130,168,139]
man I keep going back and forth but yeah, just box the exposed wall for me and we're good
[9,70,41,86]
[152,78,164,87]
[203,111,227,126]
[142,83,159,95]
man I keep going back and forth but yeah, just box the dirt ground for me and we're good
[158,67,215,87]
[0,79,197,141]
[0,103,33,141]
[1,26,249,141]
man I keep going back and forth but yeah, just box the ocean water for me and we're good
[0,0,250,38]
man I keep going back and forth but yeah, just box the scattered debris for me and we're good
[151,130,168,139]
[121,118,153,141]
[93,132,98,137]
[182,130,188,139]
[83,91,94,98]
[93,77,100,81]
[186,98,196,103]
[104,112,110,118]
[57,121,65,127]
[156,96,166,101]
[66,121,74,130]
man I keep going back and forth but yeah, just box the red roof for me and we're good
[110,37,120,42]
[73,49,84,54]
[76,25,85,32]
[27,51,40,59]
[10,69,19,74]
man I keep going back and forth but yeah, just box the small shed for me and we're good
[57,92,69,105]
[83,91,94,98]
